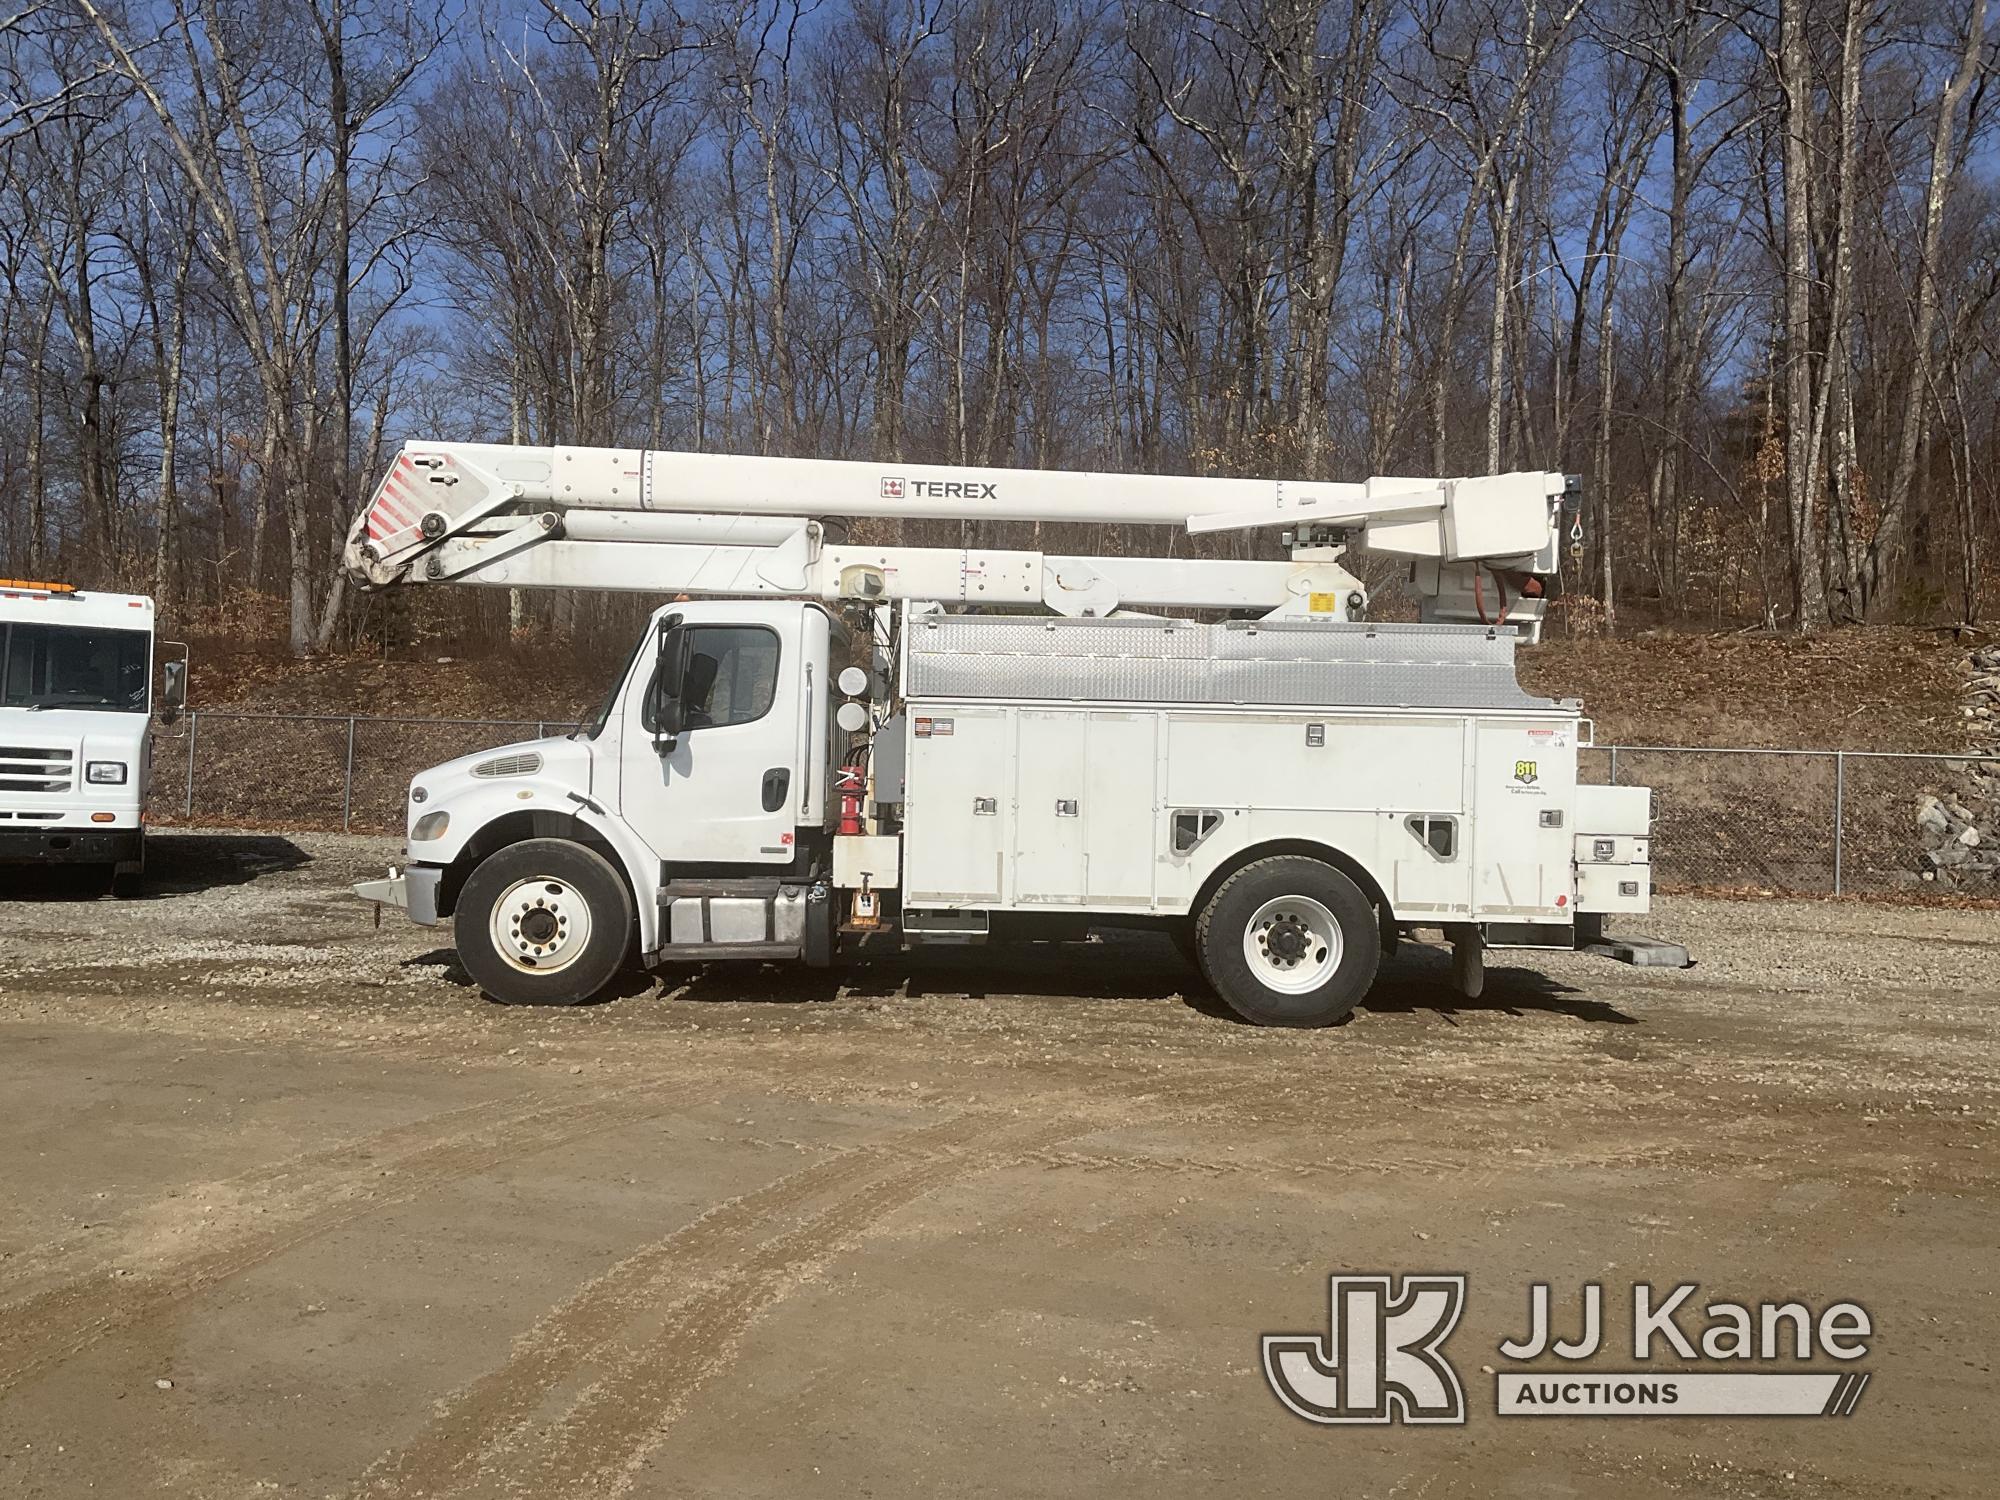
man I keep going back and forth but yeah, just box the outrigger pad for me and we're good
[1581,935,1693,969]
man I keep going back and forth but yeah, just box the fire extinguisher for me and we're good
[836,764,866,836]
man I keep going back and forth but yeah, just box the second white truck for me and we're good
[0,579,185,891]
[346,443,1679,1025]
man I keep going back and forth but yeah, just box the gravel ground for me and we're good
[1,831,1996,1499]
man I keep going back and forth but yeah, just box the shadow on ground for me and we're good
[641,932,1637,1027]
[0,832,311,903]
[407,948,660,1006]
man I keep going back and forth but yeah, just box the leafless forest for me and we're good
[0,0,1994,657]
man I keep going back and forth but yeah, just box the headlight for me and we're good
[86,761,128,784]
[412,810,450,841]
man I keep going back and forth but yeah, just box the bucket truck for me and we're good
[0,580,187,891]
[343,443,1680,1025]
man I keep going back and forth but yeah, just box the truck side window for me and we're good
[644,625,779,733]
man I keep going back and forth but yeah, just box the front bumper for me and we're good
[354,864,443,925]
[0,827,142,865]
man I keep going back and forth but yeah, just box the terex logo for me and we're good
[917,480,998,499]
[880,475,999,500]
[1263,1274,1467,1425]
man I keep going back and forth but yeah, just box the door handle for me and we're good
[1055,799,1079,817]
[761,767,791,812]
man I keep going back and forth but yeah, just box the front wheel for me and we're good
[455,839,634,1005]
[1196,856,1381,1026]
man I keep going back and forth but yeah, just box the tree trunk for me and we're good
[1485,169,1519,473]
[1854,0,1986,617]
[1779,0,1828,631]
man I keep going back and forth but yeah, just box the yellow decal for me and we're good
[1308,591,1341,614]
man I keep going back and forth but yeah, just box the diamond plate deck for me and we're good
[902,616,1560,712]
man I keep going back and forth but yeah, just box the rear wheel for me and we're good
[456,839,634,1005]
[1197,856,1380,1026]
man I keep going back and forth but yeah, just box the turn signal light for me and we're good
[91,813,115,823]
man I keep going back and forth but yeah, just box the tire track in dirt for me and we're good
[496,1119,1083,1500]
[361,1069,1270,1500]
[356,1111,1005,1499]
[0,1087,680,1394]
[0,1094,528,1298]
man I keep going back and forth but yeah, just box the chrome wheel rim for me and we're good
[489,876,592,973]
[1243,895,1341,994]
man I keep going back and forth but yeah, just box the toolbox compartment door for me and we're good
[1470,719,1578,917]
[1013,711,1087,904]
[903,708,1010,905]
[1081,712,1159,907]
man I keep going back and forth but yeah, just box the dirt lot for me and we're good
[1,833,1995,1499]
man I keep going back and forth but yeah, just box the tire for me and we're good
[1196,856,1381,1027]
[455,838,635,1005]
[1169,919,1205,977]
[109,846,144,898]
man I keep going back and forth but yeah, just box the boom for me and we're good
[342,443,1574,630]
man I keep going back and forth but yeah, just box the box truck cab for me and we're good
[0,581,184,890]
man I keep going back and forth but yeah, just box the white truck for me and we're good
[0,579,186,891]
[344,444,1678,1026]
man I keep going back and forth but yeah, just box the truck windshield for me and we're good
[0,622,150,713]
[578,630,649,739]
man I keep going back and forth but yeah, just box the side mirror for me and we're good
[159,655,188,723]
[650,616,690,749]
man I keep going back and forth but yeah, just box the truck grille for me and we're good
[0,745,74,795]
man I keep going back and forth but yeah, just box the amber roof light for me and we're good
[0,579,77,592]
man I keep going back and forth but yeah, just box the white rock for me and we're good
[1916,797,1950,840]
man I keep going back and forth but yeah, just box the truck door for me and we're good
[619,619,801,865]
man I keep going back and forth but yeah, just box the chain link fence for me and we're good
[1596,745,2000,896]
[144,712,1999,896]
[146,712,576,835]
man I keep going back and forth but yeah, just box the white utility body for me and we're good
[346,443,1678,1025]
[0,581,185,889]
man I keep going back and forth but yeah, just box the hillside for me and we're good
[187,624,1979,754]
[1517,626,1972,752]
[188,642,605,726]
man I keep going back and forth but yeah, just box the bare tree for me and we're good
[1853,0,1989,618]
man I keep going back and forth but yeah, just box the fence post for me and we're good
[343,717,357,833]
[184,710,197,819]
[1608,746,1619,786]
[1832,750,1845,895]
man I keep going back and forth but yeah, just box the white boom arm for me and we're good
[342,443,1572,628]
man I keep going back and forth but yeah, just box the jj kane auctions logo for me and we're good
[1264,1276,1872,1423]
